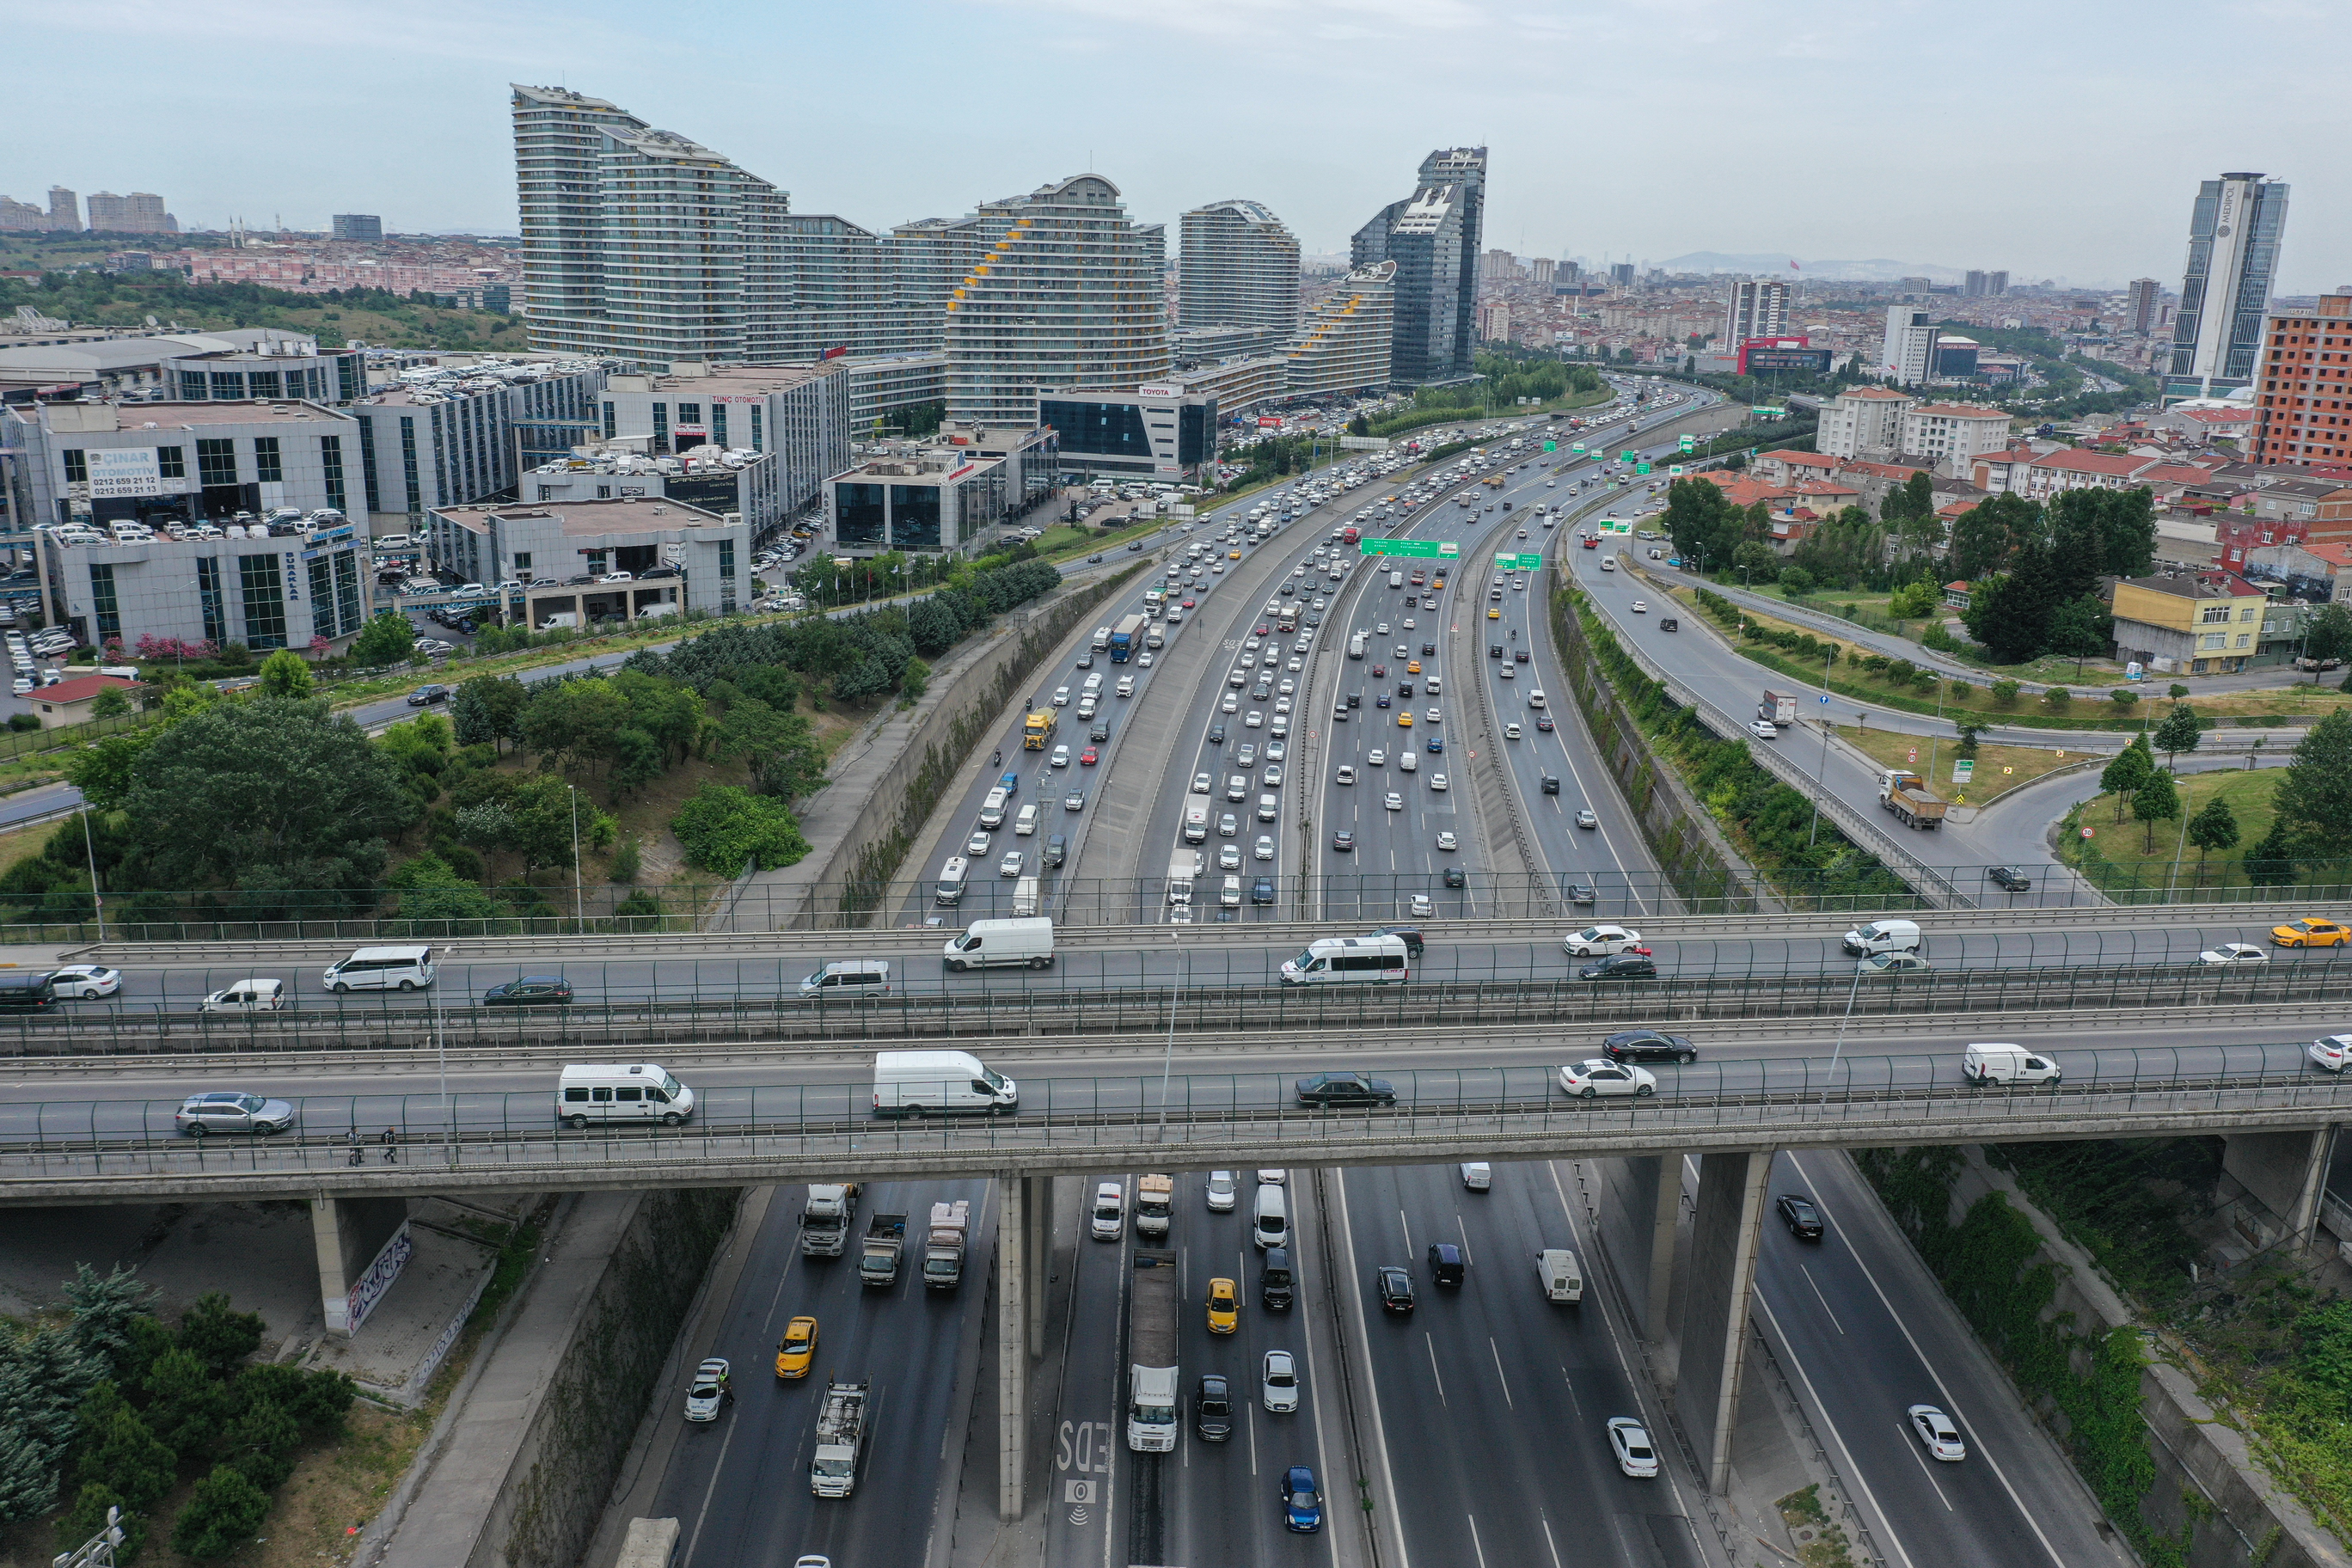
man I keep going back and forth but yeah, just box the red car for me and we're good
[1079,748,1099,766]
[1254,625,1271,637]
[1371,663,1387,677]
[1182,597,1197,609]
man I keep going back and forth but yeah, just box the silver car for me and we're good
[175,1091,297,1136]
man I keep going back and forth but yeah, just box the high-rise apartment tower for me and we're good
[1724,279,1789,344]
[1351,147,1486,383]
[2166,173,2290,402]
[1178,199,1300,357]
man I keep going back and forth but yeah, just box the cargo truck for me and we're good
[1023,709,1057,750]
[1127,1249,1179,1451]
[1109,613,1148,663]
[1091,626,1112,652]
[1760,690,1798,726]
[859,1213,908,1287]
[810,1378,870,1498]
[1167,849,1202,906]
[1877,769,1949,830]
[799,1183,861,1258]
[1135,1174,1173,1240]
[922,1199,971,1290]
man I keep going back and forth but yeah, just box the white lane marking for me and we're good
[1799,1263,1846,1335]
[1399,1207,1412,1257]
[1559,1365,1582,1420]
[678,1398,743,1567]
[1900,1424,1957,1510]
[1467,1512,1489,1568]
[1540,1514,1566,1568]
[1455,1211,1474,1265]
[1784,1152,2072,1568]
[1754,1289,1918,1568]
[1488,1337,1515,1409]
[1246,1397,1259,1476]
[1424,1331,1448,1404]
[1325,1171,1405,1568]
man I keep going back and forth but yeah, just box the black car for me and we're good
[1252,876,1277,905]
[1087,554,1105,563]
[1397,681,1413,699]
[1196,1374,1234,1442]
[1541,775,1561,795]
[1075,651,1095,669]
[1128,540,1145,551]
[406,683,450,706]
[1514,648,1531,663]
[1490,644,1504,658]
[1777,1194,1825,1240]
[1296,1071,1396,1106]
[1375,1265,1416,1314]
[1602,1029,1697,1064]
[1579,954,1657,981]
[1987,866,2033,893]
[1426,1241,1465,1286]
[484,976,574,1006]
[1443,866,1467,889]
[1535,714,1555,732]
[1332,829,1355,852]
[1090,719,1112,742]
[1371,924,1424,959]
[1207,723,1226,744]
[1566,882,1596,905]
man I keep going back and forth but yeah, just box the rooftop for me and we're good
[604,362,842,400]
[432,497,731,538]
[28,400,353,432]
[2031,449,2153,475]
[1908,402,2010,419]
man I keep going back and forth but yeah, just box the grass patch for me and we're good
[1831,725,2087,807]
[1777,1484,1865,1568]
[2062,767,2279,878]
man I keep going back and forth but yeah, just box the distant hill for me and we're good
[1659,251,1969,284]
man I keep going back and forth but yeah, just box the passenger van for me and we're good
[1280,934,1410,986]
[873,1048,1018,1116]
[934,855,971,906]
[978,787,1009,830]
[943,916,1056,971]
[321,945,436,993]
[1014,803,1041,836]
[799,960,891,999]
[555,1063,695,1129]
[1253,1184,1290,1250]
[1963,1042,2061,1086]
[1842,917,1922,957]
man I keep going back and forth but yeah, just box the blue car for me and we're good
[1426,735,1444,753]
[999,771,1020,796]
[1282,1466,1323,1533]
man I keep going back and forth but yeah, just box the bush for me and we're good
[670,784,812,875]
[2043,686,2071,709]
[7,713,39,732]
[1909,668,1939,694]
[2110,689,2139,710]
[1948,680,1972,701]
[609,836,641,884]
[1989,679,2021,708]
[1778,567,1816,596]
[172,1465,273,1559]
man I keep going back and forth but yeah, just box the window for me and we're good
[309,556,335,637]
[62,450,86,483]
[178,372,208,400]
[2239,605,2257,622]
[333,552,361,638]
[514,553,532,573]
[602,401,616,440]
[712,405,727,446]
[156,445,184,480]
[2237,633,2252,648]
[719,540,735,580]
[209,371,245,401]
[355,415,381,512]
[196,557,226,646]
[652,401,670,452]
[2198,632,2228,650]
[750,406,762,450]
[253,436,282,483]
[320,435,346,512]
[247,371,281,401]
[197,438,238,487]
[836,482,886,546]
[238,553,288,649]
[2199,603,2232,623]
[398,416,420,515]
[89,564,119,640]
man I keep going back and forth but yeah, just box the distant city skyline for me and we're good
[6,2,2349,292]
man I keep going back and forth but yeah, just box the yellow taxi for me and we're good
[2273,917,2352,948]
[775,1315,818,1379]
[1397,711,1413,727]
[1206,1277,1239,1335]
[1433,576,1447,590]
[1406,660,1422,675]
[1487,607,1501,619]
[1228,548,1243,560]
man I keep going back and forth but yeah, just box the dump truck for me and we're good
[1109,613,1148,663]
[1126,1249,1179,1451]
[859,1212,908,1287]
[1760,689,1798,726]
[1135,1175,1173,1240]
[1877,769,1949,830]
[810,1378,871,1498]
[799,1183,861,1259]
[922,1199,971,1291]
[1023,709,1057,750]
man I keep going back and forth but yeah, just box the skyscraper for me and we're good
[2126,279,2161,335]
[943,175,1170,426]
[334,215,384,242]
[84,193,175,234]
[511,85,657,355]
[1723,280,1789,344]
[2166,173,2290,402]
[1351,147,1486,384]
[46,187,78,230]
[1179,199,1300,356]
[1882,307,1942,386]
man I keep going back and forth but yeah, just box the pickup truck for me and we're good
[923,1200,971,1290]
[859,1213,908,1287]
[811,1378,871,1498]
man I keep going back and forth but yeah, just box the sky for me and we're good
[9,0,2351,292]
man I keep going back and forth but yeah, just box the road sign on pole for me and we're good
[1359,539,1444,557]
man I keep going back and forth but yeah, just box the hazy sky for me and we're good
[10,0,2349,291]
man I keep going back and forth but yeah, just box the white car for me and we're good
[1631,601,1647,613]
[1053,686,1071,706]
[1504,722,1522,738]
[1385,792,1404,812]
[1908,1405,1966,1461]
[1050,744,1070,768]
[1402,616,1417,629]
[1262,1350,1301,1413]
[683,1357,731,1422]
[1222,693,1240,713]
[1559,1060,1658,1099]
[1607,1417,1658,1477]
[1193,773,1213,794]
[1259,1168,1287,1185]
[1138,651,1155,667]
[1220,843,1243,870]
[1245,709,1264,728]
[1564,924,1644,957]
[1424,708,1442,725]
[1430,774,1448,792]
[1375,622,1390,635]
[1749,720,1779,740]
[1206,1170,1239,1211]
[1436,830,1457,850]
[999,851,1025,878]
[1091,1181,1126,1240]
[2198,943,2269,966]
[1408,892,1434,917]
[2309,1035,2352,1072]
[47,964,121,999]
[1254,836,1276,861]
[1368,748,1387,766]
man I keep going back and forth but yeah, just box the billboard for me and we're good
[85,448,168,499]
[1256,416,1283,429]
[1338,435,1390,450]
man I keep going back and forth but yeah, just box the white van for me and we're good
[1220,874,1243,909]
[1280,934,1410,986]
[934,855,971,906]
[1527,689,1547,709]
[1538,1248,1584,1303]
[1253,1183,1290,1250]
[1258,793,1279,823]
[1842,917,1923,957]
[1012,876,1041,918]
[555,1063,695,1129]
[1117,675,1136,698]
[1963,1043,2061,1086]
[799,959,891,999]
[1091,1182,1126,1240]
[873,1049,1019,1116]
[978,787,1009,830]
[1014,803,1041,836]
[1184,804,1210,843]
[321,945,436,993]
[943,916,1056,971]
[200,978,286,1013]
[1460,1161,1491,1191]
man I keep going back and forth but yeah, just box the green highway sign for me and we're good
[1668,464,1687,476]
[1542,440,1557,452]
[1620,450,1638,461]
[1751,406,1787,418]
[1636,462,1652,475]
[1359,538,1442,557]
[1494,552,1544,571]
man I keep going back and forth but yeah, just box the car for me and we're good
[1430,773,1448,791]
[1858,952,1931,977]
[1207,724,1226,744]
[1385,792,1404,812]
[1603,1029,1696,1064]
[1406,659,1422,676]
[1631,601,1647,613]
[1777,1195,1825,1240]
[1408,892,1434,917]
[684,1357,731,1421]
[2199,943,2269,966]
[1515,647,1531,663]
[1001,850,1029,878]
[46,964,120,999]
[1079,747,1099,766]
[484,975,574,1006]
[1749,720,1779,740]
[1246,710,1264,729]
[775,1316,818,1379]
[2274,917,2351,947]
[1197,1374,1235,1442]
[1335,764,1357,785]
[1375,692,1391,707]
[1208,1170,1240,1210]
[1075,652,1095,670]
[1054,686,1071,706]
[1558,1059,1658,1098]
[1281,1466,1324,1533]
[175,1091,297,1136]
[1193,772,1213,793]
[1375,1265,1416,1313]
[1296,1071,1396,1106]
[1535,714,1555,732]
[1908,1405,1966,1461]
[1263,1349,1301,1412]
[1398,712,1413,728]
[1987,865,2033,893]
[1489,608,1500,618]
[1255,835,1277,861]
[1207,1277,1240,1334]
[1565,924,1644,957]
[1579,953,1658,981]
[1504,722,1522,739]
[1607,1418,1660,1478]
[1219,842,1243,872]
[1368,747,1387,766]
[1332,829,1355,852]
[1443,865,1467,888]
[199,978,286,1013]
[1436,830,1457,851]
[1064,788,1087,812]
[406,683,450,707]
[1491,643,1504,658]
[1050,744,1070,768]
[2309,1035,2352,1072]
[1372,662,1387,677]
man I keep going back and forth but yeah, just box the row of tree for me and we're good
[1956,490,2159,665]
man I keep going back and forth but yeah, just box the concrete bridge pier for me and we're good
[309,1194,411,1338]
[2220,1126,2336,1251]
[1025,1173,1050,1362]
[997,1173,1030,1522]
[1672,1149,1773,1496]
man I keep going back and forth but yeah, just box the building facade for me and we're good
[593,360,849,521]
[823,425,1056,554]
[1816,388,1912,458]
[427,497,750,623]
[2250,288,2352,470]
[84,193,174,234]
[1724,280,1789,344]
[352,359,604,523]
[1039,387,1215,482]
[2166,173,2291,402]
[1898,403,2011,466]
[1178,200,1300,358]
[333,214,384,242]
[1882,308,1942,386]
[1350,148,1485,384]
[2127,279,2162,335]
[6,398,360,536]
[1962,270,2008,297]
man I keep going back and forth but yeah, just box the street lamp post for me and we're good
[567,785,584,927]
[1805,641,1834,848]
[79,806,105,943]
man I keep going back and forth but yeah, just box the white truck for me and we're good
[1127,1248,1179,1451]
[1135,1174,1173,1240]
[810,1378,871,1498]
[1167,849,1203,906]
[942,916,1055,971]
[799,1182,861,1258]
[922,1199,972,1291]
[1538,1247,1584,1303]
[1760,689,1798,727]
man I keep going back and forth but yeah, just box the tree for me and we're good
[1730,540,1779,583]
[1954,718,1989,758]
[348,611,417,667]
[140,1344,229,1458]
[2245,820,2300,887]
[2303,603,2352,670]
[73,1398,175,1509]
[2185,794,2240,867]
[1777,566,1816,596]
[89,687,132,719]
[716,698,828,803]
[2100,736,2154,823]
[219,1396,301,1491]
[0,1324,100,1522]
[62,1265,158,1380]
[2132,769,2180,852]
[1888,579,1941,618]
[1663,477,1743,572]
[519,677,631,774]
[2272,708,2352,859]
[172,1464,273,1559]
[2045,594,2112,673]
[256,648,315,699]
[2153,702,2202,769]
[670,783,811,874]
[177,1292,264,1380]
[450,676,528,752]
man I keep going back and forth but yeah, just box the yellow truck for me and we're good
[1023,710,1057,750]
[1877,769,1948,830]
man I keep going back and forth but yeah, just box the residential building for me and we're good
[2109,571,2269,673]
[427,496,750,622]
[1881,308,1941,385]
[0,195,44,231]
[1480,248,1516,280]
[2165,173,2291,402]
[1477,303,1511,343]
[1899,403,2011,466]
[1178,200,1301,357]
[2021,448,2159,499]
[2250,288,2352,469]
[1724,280,1790,344]
[47,187,79,230]
[1528,258,1554,286]
[352,358,605,523]
[2127,279,2162,335]
[822,425,1057,554]
[941,175,1170,428]
[1963,270,2007,297]
[590,360,849,524]
[83,193,175,234]
[1609,262,1635,288]
[1039,385,1215,484]
[333,214,383,242]
[1282,260,1395,399]
[1351,148,1486,384]
[1816,388,1912,458]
